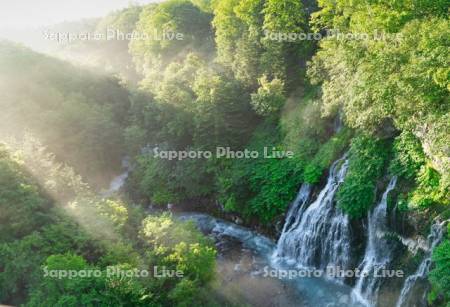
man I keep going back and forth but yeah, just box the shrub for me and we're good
[429,239,450,305]
[250,76,285,116]
[337,135,389,219]
[389,131,426,180]
[216,122,306,224]
[303,128,352,184]
[410,165,449,209]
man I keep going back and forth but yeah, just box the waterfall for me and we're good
[351,176,398,306]
[334,114,343,133]
[274,156,351,281]
[275,183,312,256]
[103,156,130,196]
[396,221,445,307]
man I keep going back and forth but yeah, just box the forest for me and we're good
[0,0,448,306]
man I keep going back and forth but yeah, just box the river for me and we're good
[106,156,443,307]
[178,212,363,307]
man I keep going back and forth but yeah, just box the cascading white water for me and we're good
[180,212,360,306]
[395,221,445,307]
[103,156,130,196]
[274,156,351,281]
[276,183,312,256]
[351,176,398,306]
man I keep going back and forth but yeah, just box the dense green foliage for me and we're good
[0,146,53,242]
[303,128,352,184]
[27,254,152,306]
[212,0,313,89]
[0,143,217,306]
[0,42,130,186]
[120,0,448,227]
[390,132,449,210]
[337,135,389,218]
[429,230,450,306]
[0,0,448,304]
[216,123,306,224]
[308,0,449,181]
[389,132,427,180]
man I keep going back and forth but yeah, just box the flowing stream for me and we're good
[106,156,444,306]
[177,155,363,306]
[395,221,445,307]
[351,177,397,306]
[103,157,130,197]
[178,212,360,307]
